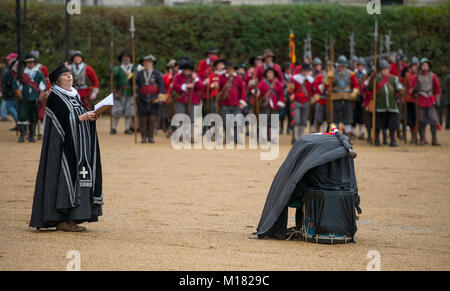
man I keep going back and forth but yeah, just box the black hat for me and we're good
[205,47,219,56]
[22,54,36,63]
[213,58,226,67]
[142,54,157,65]
[225,61,234,68]
[118,51,132,62]
[180,62,194,71]
[49,62,71,84]
[249,55,263,66]
[301,63,312,71]
[235,62,246,70]
[264,67,278,78]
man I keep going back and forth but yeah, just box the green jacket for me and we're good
[113,64,135,97]
[368,74,402,113]
[13,69,46,102]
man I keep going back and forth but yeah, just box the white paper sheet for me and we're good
[94,93,114,112]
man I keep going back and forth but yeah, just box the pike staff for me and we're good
[328,37,335,124]
[109,39,114,132]
[129,15,137,144]
[371,20,378,145]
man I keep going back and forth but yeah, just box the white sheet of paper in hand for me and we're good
[94,93,114,112]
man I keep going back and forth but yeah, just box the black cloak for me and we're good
[29,86,103,229]
[256,133,361,238]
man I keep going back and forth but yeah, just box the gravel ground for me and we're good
[0,117,449,270]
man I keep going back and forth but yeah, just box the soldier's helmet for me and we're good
[337,55,348,67]
[420,57,431,69]
[30,50,40,62]
[313,57,322,65]
[410,57,419,66]
[379,59,389,70]
[357,57,366,66]
[397,49,404,60]
[70,50,83,62]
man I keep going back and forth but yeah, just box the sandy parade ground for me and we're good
[0,116,449,271]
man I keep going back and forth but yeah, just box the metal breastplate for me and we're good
[334,70,351,93]
[417,73,433,97]
[73,66,88,89]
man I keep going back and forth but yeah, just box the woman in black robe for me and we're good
[29,63,103,232]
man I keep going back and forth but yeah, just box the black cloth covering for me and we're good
[29,86,102,229]
[256,133,360,238]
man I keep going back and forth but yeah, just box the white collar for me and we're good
[215,70,225,75]
[54,84,78,97]
[225,72,237,78]
[293,73,314,84]
[24,66,39,76]
[72,62,85,74]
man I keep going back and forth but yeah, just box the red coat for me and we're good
[172,73,204,105]
[410,72,441,108]
[73,64,99,109]
[162,71,174,104]
[256,63,284,83]
[390,62,407,77]
[404,71,417,104]
[314,72,327,105]
[290,73,316,104]
[37,64,50,121]
[218,73,246,107]
[205,71,223,99]
[196,57,216,81]
[257,79,285,110]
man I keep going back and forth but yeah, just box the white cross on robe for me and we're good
[80,167,88,179]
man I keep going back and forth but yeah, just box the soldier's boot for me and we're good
[374,129,381,147]
[390,130,398,147]
[382,130,388,145]
[18,124,27,143]
[28,122,37,142]
[148,115,157,144]
[418,123,428,145]
[410,130,418,144]
[430,125,441,146]
[139,115,148,143]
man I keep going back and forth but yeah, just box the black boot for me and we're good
[148,115,157,143]
[18,124,27,143]
[375,129,381,147]
[28,122,37,142]
[390,130,398,147]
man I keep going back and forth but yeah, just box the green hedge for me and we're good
[1,1,449,97]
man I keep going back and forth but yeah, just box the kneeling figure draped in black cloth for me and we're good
[29,63,103,232]
[255,125,361,243]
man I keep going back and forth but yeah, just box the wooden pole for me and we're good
[109,39,114,132]
[328,37,335,124]
[371,20,378,145]
[130,16,137,144]
[65,0,71,61]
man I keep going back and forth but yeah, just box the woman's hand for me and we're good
[79,111,98,122]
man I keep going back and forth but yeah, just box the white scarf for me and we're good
[54,84,79,98]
